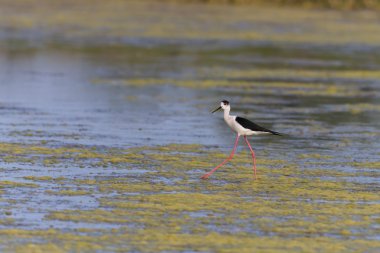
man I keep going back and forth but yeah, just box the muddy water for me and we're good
[0,1,379,252]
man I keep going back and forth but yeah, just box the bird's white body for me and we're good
[223,107,270,136]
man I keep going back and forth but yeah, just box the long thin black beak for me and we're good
[211,106,222,113]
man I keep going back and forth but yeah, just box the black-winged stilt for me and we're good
[201,100,281,180]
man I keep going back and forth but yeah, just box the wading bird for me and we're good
[201,100,281,180]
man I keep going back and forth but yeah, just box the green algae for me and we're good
[157,0,380,10]
[1,229,103,253]
[23,176,54,181]
[352,161,380,169]
[0,181,39,189]
[298,153,333,159]
[1,1,380,46]
[343,103,380,114]
[14,243,66,253]
[93,75,374,98]
[0,142,378,252]
[0,218,15,226]
[46,190,90,196]
[6,231,380,253]
[0,142,144,168]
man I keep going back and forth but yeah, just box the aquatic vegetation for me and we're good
[1,141,380,252]
[0,142,378,252]
[1,1,380,47]
[46,190,90,196]
[163,0,380,10]
[0,142,144,169]
[0,181,38,189]
[298,153,333,159]
[93,69,377,98]
[352,161,380,169]
[0,218,15,226]
[0,1,379,252]
[342,103,380,114]
[23,176,58,181]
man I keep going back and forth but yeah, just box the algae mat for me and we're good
[0,142,378,252]
[1,0,380,46]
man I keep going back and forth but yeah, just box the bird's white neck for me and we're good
[223,107,231,120]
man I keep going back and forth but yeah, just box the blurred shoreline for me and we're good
[1,0,380,49]
[161,0,380,10]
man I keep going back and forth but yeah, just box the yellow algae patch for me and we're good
[98,181,190,194]
[14,243,65,253]
[150,143,204,153]
[104,193,234,212]
[298,153,333,159]
[1,228,380,253]
[0,181,38,188]
[126,230,380,253]
[1,229,103,252]
[46,190,90,196]
[73,179,97,185]
[93,77,368,98]
[0,218,15,225]
[46,209,128,224]
[23,176,54,181]
[2,1,380,46]
[0,229,58,237]
[344,103,380,114]
[0,143,80,158]
[93,78,233,89]
[352,161,380,169]
[0,141,145,168]
[23,176,67,182]
[221,68,380,80]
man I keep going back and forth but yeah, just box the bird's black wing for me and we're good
[236,117,281,135]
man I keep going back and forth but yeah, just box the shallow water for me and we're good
[1,44,379,161]
[0,1,379,252]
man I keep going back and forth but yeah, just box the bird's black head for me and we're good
[221,100,229,106]
[212,100,230,113]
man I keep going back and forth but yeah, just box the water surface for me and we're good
[0,1,379,252]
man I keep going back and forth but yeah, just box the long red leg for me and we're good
[244,136,257,180]
[201,134,240,179]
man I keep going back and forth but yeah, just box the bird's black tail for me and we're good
[270,130,283,136]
